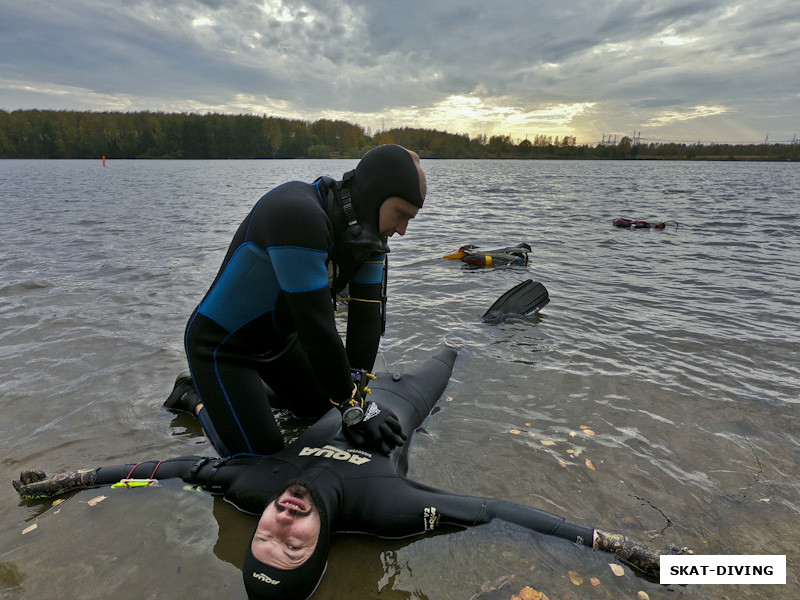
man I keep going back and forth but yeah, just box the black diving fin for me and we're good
[481,279,550,323]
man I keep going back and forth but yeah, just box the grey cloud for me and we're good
[2,0,798,142]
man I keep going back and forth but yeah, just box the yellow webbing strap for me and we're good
[342,296,383,304]
[111,479,158,489]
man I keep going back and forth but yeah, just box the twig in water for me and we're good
[629,493,674,535]
[743,434,763,478]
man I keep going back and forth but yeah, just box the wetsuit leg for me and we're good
[255,333,330,419]
[370,347,458,435]
[367,347,457,475]
[195,406,229,457]
[186,313,285,457]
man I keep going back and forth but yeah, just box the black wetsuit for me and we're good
[185,177,386,457]
[89,350,594,547]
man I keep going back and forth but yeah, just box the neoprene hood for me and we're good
[348,144,424,231]
[242,477,335,600]
[316,144,424,282]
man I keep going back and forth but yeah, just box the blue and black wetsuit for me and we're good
[185,176,387,457]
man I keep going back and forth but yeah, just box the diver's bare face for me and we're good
[251,484,321,569]
[379,196,419,237]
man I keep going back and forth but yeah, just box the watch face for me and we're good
[343,405,364,426]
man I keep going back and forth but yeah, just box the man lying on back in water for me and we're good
[13,348,689,600]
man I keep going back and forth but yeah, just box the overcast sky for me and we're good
[2,0,798,145]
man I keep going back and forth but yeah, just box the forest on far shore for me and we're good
[2,109,798,161]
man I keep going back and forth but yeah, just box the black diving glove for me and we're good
[336,370,405,454]
[343,401,406,455]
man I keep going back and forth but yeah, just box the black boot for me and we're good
[164,369,201,414]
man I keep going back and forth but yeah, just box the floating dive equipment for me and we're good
[482,280,550,323]
[443,242,531,266]
[613,218,678,230]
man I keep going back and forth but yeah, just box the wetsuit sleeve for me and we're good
[12,458,212,500]
[350,480,593,547]
[256,189,355,404]
[410,492,594,546]
[345,252,386,370]
[269,247,353,402]
[347,479,487,538]
[479,499,595,546]
[93,457,250,497]
[92,457,206,486]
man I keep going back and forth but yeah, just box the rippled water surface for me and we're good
[1,159,799,599]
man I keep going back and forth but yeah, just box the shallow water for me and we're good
[1,158,799,599]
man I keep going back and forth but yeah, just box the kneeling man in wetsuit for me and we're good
[184,144,425,459]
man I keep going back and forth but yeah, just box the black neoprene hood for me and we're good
[242,537,328,600]
[350,144,424,227]
[242,476,335,600]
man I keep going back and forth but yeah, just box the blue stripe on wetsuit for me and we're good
[267,246,329,292]
[351,253,386,285]
[197,243,280,332]
[198,243,329,332]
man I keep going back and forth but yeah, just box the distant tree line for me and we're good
[1,109,797,161]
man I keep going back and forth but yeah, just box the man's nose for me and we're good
[276,509,295,522]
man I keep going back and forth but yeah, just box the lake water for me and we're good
[1,158,798,599]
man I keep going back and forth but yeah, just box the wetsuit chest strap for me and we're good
[340,170,362,238]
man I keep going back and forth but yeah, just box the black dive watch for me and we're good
[341,403,365,426]
[341,369,368,426]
